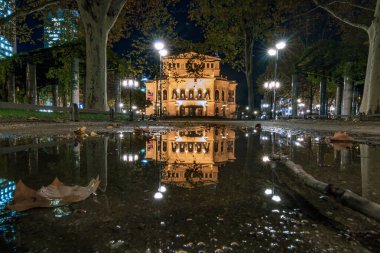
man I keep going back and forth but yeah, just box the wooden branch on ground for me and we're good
[280,157,380,222]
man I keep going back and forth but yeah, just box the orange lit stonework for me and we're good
[146,126,236,188]
[145,52,237,118]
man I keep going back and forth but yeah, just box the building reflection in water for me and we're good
[146,126,236,188]
[0,179,17,250]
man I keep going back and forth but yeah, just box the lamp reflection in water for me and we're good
[154,133,167,200]
[262,155,282,203]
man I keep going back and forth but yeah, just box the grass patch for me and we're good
[0,108,131,122]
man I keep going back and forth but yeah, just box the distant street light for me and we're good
[154,41,168,119]
[267,41,286,120]
[122,78,139,121]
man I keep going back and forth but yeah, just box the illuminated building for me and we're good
[145,52,238,118]
[44,9,79,48]
[146,126,236,188]
[0,0,14,58]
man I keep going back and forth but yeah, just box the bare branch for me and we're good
[0,0,59,27]
[313,0,369,32]
[327,1,375,12]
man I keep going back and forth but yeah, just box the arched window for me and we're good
[221,90,225,101]
[214,141,219,152]
[205,89,210,99]
[215,90,219,101]
[189,89,194,99]
[163,90,167,100]
[215,107,219,116]
[197,89,202,99]
[172,89,178,99]
[163,142,167,152]
[180,89,186,99]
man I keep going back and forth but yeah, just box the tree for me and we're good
[189,0,294,109]
[313,0,380,115]
[76,0,127,111]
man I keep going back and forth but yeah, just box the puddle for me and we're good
[0,125,379,252]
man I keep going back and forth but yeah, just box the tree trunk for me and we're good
[244,33,255,110]
[360,18,380,114]
[26,63,37,105]
[84,25,108,110]
[71,58,80,106]
[77,0,127,111]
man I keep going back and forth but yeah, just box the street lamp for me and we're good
[122,79,139,121]
[267,41,286,120]
[154,41,168,119]
[264,81,280,119]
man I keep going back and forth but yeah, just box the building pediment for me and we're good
[165,52,221,61]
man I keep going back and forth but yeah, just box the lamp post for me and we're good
[268,41,286,120]
[122,79,139,121]
[264,81,280,120]
[154,41,168,119]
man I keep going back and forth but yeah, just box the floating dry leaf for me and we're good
[329,131,354,142]
[90,131,97,137]
[7,177,100,212]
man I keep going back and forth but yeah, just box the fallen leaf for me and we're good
[90,131,97,136]
[74,126,86,135]
[27,117,38,121]
[7,177,100,212]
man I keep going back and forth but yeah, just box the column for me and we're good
[342,73,353,116]
[26,63,37,105]
[7,72,15,103]
[291,73,299,118]
[52,85,59,106]
[335,82,343,116]
[71,58,80,106]
[319,77,327,116]
[115,74,121,113]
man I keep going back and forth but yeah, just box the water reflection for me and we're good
[146,126,236,188]
[0,126,378,252]
[265,130,380,204]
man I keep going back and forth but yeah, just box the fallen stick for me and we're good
[280,158,380,222]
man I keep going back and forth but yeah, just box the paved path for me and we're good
[0,119,380,138]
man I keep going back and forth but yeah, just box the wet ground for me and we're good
[0,125,379,252]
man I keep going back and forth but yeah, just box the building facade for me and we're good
[145,126,236,188]
[145,52,237,118]
[0,0,14,58]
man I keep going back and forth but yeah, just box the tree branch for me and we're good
[313,0,369,32]
[327,1,375,12]
[0,0,59,27]
[106,0,127,29]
